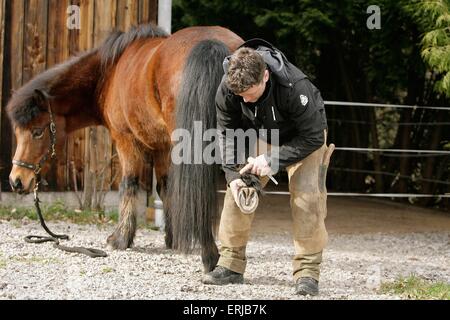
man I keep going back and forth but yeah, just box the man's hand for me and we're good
[239,155,272,177]
[229,178,247,206]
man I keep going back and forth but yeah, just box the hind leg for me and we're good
[152,148,174,249]
[107,135,143,250]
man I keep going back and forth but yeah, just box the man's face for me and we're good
[237,70,270,103]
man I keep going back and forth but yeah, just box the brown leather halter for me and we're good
[12,100,57,176]
[12,97,107,258]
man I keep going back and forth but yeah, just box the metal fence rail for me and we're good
[217,190,450,198]
[223,101,450,199]
[325,100,450,111]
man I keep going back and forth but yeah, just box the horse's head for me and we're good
[7,89,67,194]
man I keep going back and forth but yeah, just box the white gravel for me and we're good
[0,218,448,300]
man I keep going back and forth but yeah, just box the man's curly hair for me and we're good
[226,47,266,94]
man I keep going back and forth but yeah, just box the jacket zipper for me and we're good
[255,106,258,118]
[272,106,276,121]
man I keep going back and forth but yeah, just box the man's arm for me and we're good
[266,79,328,172]
[216,81,243,185]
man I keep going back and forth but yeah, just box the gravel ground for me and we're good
[0,218,449,300]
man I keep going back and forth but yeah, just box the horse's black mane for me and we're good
[7,24,168,127]
[6,56,85,127]
[99,24,168,70]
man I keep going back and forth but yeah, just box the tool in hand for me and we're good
[240,156,278,185]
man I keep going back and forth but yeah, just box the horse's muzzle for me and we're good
[9,176,34,194]
[10,177,23,192]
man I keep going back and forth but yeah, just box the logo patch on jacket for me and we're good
[300,95,308,106]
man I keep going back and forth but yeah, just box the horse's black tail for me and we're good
[166,39,230,271]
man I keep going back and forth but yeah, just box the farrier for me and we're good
[202,39,333,296]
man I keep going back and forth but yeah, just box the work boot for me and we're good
[295,277,319,296]
[202,266,244,285]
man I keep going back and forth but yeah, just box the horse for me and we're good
[6,24,244,272]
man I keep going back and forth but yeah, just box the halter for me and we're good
[12,99,57,178]
[12,96,107,258]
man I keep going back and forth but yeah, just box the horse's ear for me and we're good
[34,89,51,103]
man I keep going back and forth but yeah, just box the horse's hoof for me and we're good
[107,233,131,250]
[237,187,259,214]
[204,255,219,273]
[202,245,219,273]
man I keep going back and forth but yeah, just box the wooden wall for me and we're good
[0,0,158,192]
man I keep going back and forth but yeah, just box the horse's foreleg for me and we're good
[107,137,142,250]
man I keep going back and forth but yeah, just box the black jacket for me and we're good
[216,39,328,184]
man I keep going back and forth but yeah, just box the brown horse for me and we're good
[6,24,244,272]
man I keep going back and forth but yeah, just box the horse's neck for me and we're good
[50,51,104,133]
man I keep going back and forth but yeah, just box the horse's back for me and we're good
[167,26,243,49]
[157,26,243,74]
[102,26,243,148]
[154,26,244,125]
[103,38,165,134]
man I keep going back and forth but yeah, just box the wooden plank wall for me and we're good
[0,0,158,192]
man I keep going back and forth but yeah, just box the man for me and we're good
[202,38,331,296]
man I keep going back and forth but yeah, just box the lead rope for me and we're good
[24,173,107,258]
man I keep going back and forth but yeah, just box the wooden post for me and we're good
[157,0,171,34]
[139,0,158,25]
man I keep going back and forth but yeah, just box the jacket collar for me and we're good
[223,38,307,88]
[239,75,274,121]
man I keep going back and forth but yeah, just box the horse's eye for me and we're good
[32,127,45,139]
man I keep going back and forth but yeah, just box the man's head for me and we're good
[226,47,270,103]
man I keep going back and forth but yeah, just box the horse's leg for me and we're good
[152,143,173,249]
[107,135,143,250]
